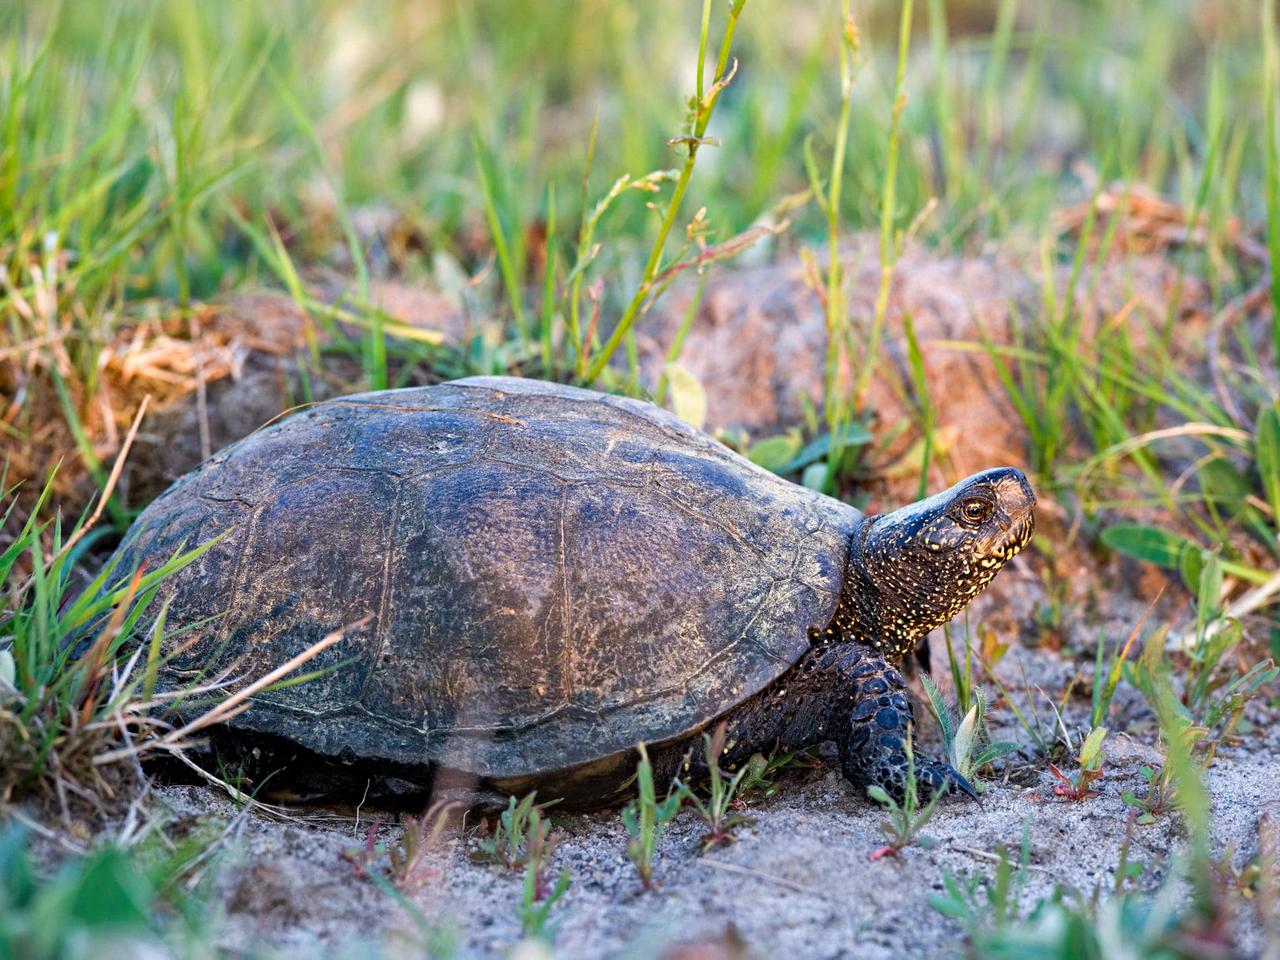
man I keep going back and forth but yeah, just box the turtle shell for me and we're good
[114,376,861,779]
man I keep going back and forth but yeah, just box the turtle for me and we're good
[110,375,1035,808]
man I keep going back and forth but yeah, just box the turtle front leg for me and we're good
[836,651,977,803]
[705,642,974,804]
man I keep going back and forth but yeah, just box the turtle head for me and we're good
[841,467,1036,659]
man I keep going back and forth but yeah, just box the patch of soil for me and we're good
[150,642,1277,959]
[2,278,469,533]
[638,234,1210,500]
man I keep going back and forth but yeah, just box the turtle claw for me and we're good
[857,755,979,805]
[940,764,980,802]
[916,759,979,803]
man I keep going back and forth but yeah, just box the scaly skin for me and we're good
[833,650,961,799]
[668,641,969,803]
[669,466,1036,804]
[180,466,1035,810]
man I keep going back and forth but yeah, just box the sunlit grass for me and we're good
[3,1,1272,375]
[1,1,1277,955]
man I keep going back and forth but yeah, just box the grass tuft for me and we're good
[621,742,684,891]
[866,730,945,861]
[674,721,755,852]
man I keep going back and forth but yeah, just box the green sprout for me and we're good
[621,742,684,890]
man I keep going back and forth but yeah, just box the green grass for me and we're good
[0,475,217,811]
[468,792,556,872]
[919,674,1018,792]
[621,743,684,891]
[0,821,224,960]
[0,480,237,955]
[514,807,571,943]
[4,3,1274,432]
[4,1,1275,498]
[3,0,1279,956]
[673,721,755,852]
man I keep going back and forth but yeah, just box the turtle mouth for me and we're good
[991,510,1036,561]
[975,509,1035,563]
[965,467,1037,565]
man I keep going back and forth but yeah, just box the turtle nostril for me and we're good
[1003,468,1037,505]
[993,466,1036,513]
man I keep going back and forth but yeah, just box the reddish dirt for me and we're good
[638,234,1209,500]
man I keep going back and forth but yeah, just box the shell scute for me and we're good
[116,377,861,777]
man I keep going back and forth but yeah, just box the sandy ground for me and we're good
[154,650,1278,959]
[19,241,1278,958]
[152,550,1278,959]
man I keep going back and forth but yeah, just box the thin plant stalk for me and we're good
[566,111,600,360]
[580,0,746,383]
[540,182,558,376]
[1264,0,1280,360]
[854,0,915,411]
[821,0,860,489]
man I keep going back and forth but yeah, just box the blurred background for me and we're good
[3,4,1280,957]
[4,0,1267,283]
[4,0,1274,517]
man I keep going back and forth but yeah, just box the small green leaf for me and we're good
[0,648,14,695]
[953,705,979,773]
[782,424,872,474]
[1079,726,1108,768]
[1194,550,1224,629]
[663,363,707,431]
[866,785,892,805]
[1178,547,1204,597]
[1256,402,1280,520]
[747,432,803,473]
[973,741,1019,767]
[800,461,829,491]
[928,896,971,920]
[0,825,36,906]
[656,794,684,820]
[1101,524,1197,569]
[919,673,956,748]
[68,847,153,928]
[1198,458,1250,514]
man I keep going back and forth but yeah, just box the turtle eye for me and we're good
[957,497,993,525]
